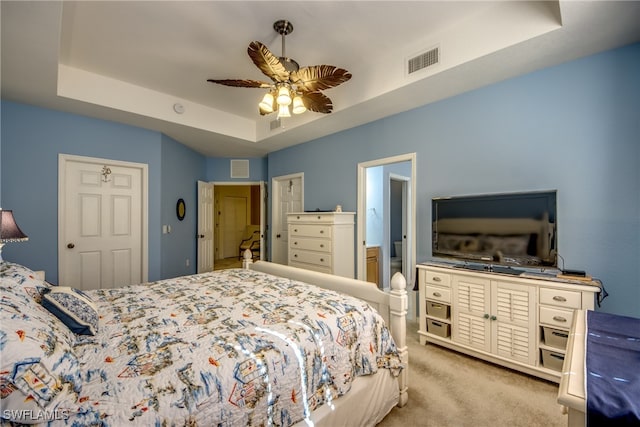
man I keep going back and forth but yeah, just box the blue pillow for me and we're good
[41,286,99,335]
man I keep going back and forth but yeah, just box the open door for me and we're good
[197,180,215,273]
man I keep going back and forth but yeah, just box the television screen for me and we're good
[432,190,557,268]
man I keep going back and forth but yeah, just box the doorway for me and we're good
[214,184,262,269]
[198,182,265,272]
[357,153,416,318]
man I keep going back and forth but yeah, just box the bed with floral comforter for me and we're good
[1,262,402,426]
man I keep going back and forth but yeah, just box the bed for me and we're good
[558,310,640,427]
[0,255,408,426]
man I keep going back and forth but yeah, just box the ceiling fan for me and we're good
[207,19,352,118]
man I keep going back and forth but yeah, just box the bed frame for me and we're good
[242,252,408,408]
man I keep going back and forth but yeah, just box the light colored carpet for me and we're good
[379,321,567,427]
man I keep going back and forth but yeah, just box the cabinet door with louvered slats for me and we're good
[492,281,536,365]
[452,275,491,352]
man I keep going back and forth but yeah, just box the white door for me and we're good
[271,173,303,264]
[197,181,214,273]
[59,155,147,290]
[221,196,247,258]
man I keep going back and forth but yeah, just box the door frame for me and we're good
[208,181,266,262]
[389,172,411,286]
[356,153,416,288]
[58,154,149,284]
[271,173,304,264]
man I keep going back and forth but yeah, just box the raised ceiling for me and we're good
[2,1,640,157]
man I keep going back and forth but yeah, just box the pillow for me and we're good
[0,261,51,303]
[42,287,99,336]
[1,276,82,422]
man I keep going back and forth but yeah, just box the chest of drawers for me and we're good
[287,212,355,278]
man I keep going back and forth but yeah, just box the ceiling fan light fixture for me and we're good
[292,95,306,114]
[259,92,275,113]
[207,19,351,117]
[277,86,292,106]
[277,104,291,118]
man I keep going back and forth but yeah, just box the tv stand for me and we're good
[417,262,601,383]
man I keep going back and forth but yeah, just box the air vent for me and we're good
[407,46,440,75]
[230,159,249,179]
[270,118,282,131]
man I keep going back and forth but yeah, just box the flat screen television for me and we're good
[432,190,557,268]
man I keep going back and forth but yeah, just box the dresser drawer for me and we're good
[288,213,335,223]
[289,224,332,238]
[290,237,331,252]
[539,306,574,329]
[290,249,332,268]
[289,261,332,275]
[425,270,451,287]
[540,288,582,309]
[425,285,451,303]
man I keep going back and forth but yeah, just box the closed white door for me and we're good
[59,155,147,290]
[197,181,215,273]
[271,174,303,264]
[221,196,247,258]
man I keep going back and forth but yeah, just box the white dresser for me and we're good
[417,263,601,383]
[287,212,355,278]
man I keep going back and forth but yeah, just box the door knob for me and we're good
[276,234,281,238]
[67,243,75,249]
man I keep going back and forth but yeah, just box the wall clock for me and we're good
[176,199,186,221]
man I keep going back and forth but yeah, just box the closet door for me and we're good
[59,155,147,290]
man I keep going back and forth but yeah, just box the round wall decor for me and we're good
[176,199,186,221]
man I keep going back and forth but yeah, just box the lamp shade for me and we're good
[276,86,292,106]
[0,210,28,242]
[277,104,291,118]
[292,96,307,114]
[259,92,275,113]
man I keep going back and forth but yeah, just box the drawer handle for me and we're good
[552,331,569,338]
[297,216,300,219]
[553,296,567,302]
[432,292,442,297]
[317,215,321,219]
[320,230,324,234]
[320,244,324,248]
[433,277,441,282]
[553,316,567,323]
[294,228,298,232]
[549,353,564,361]
[294,241,298,245]
[320,258,324,262]
[294,254,298,258]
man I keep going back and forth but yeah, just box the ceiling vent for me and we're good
[407,46,440,75]
[230,159,249,179]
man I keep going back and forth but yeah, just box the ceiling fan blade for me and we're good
[291,65,352,92]
[248,41,289,83]
[301,92,333,114]
[207,79,272,88]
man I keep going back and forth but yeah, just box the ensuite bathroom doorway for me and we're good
[357,153,416,319]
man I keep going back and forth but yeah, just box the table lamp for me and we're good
[0,209,28,262]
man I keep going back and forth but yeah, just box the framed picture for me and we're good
[176,199,186,221]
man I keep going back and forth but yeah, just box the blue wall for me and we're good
[0,101,207,282]
[160,134,207,278]
[268,43,640,317]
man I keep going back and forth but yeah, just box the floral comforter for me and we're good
[3,267,401,426]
